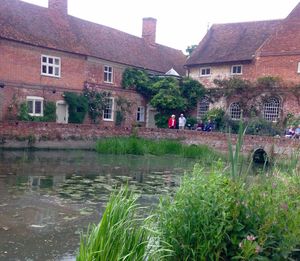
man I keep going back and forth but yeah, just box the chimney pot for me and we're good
[142,17,157,45]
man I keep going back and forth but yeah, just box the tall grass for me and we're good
[77,188,152,261]
[95,137,223,162]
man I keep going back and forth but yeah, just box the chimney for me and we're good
[48,0,68,15]
[142,17,157,45]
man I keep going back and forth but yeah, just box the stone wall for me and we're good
[1,121,300,158]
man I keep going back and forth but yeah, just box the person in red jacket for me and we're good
[168,114,176,129]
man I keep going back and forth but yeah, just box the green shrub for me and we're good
[18,101,56,122]
[246,117,282,136]
[202,108,225,130]
[64,92,88,124]
[43,101,56,122]
[156,167,300,260]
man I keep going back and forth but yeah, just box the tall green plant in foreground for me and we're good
[156,166,300,260]
[77,188,158,261]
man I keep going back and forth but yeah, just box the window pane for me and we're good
[48,66,53,74]
[54,58,60,65]
[35,101,42,114]
[197,97,209,119]
[104,99,113,119]
[54,67,59,76]
[48,58,53,64]
[27,101,33,113]
[42,65,47,73]
[263,97,280,121]
[42,56,47,63]
[230,103,241,120]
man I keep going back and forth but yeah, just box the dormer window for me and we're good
[41,55,60,77]
[200,67,211,77]
[231,65,242,75]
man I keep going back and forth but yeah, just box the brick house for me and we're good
[186,3,300,123]
[0,0,186,127]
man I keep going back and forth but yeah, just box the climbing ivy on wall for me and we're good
[122,68,205,128]
[18,101,56,122]
[63,92,88,124]
[83,86,111,124]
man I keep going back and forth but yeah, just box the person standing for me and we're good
[168,114,176,129]
[178,113,186,130]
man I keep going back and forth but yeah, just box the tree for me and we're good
[185,45,197,56]
[122,68,205,128]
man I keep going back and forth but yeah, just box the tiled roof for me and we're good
[186,20,281,66]
[0,0,186,75]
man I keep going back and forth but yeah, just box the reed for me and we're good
[77,188,151,261]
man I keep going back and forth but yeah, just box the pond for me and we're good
[0,150,197,261]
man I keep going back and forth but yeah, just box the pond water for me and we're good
[0,150,196,261]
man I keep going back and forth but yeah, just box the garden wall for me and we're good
[0,121,299,158]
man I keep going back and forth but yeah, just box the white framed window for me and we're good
[263,97,280,122]
[200,67,211,77]
[136,106,145,122]
[103,97,114,121]
[104,65,113,83]
[26,96,44,117]
[229,102,242,120]
[41,55,61,77]
[297,62,300,73]
[197,97,209,119]
[231,65,243,75]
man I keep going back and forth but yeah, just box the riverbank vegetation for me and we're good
[79,134,300,260]
[77,167,300,260]
[96,136,223,162]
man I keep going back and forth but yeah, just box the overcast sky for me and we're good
[22,0,299,53]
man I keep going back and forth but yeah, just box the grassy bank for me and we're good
[95,136,224,162]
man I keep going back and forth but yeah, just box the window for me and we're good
[231,65,243,75]
[200,67,211,77]
[41,55,60,77]
[297,62,300,73]
[26,96,44,116]
[197,97,209,119]
[263,97,280,122]
[104,65,113,83]
[136,106,145,122]
[103,97,114,121]
[229,102,242,120]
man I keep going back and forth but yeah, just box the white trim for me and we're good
[26,96,44,117]
[104,65,113,83]
[41,55,61,78]
[200,67,211,77]
[136,106,145,122]
[231,65,243,75]
[103,97,114,121]
[297,62,300,73]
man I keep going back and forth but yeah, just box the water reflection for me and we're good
[0,150,196,261]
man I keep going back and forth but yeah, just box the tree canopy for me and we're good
[122,68,205,127]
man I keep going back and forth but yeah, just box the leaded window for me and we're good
[263,97,280,122]
[229,102,242,120]
[197,97,209,119]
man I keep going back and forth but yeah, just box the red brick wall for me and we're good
[0,39,147,125]
[0,40,86,90]
[0,121,299,158]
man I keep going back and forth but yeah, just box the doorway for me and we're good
[56,100,68,124]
